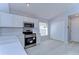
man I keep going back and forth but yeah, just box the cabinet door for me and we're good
[23,17,34,23]
[12,15,23,27]
[0,13,13,27]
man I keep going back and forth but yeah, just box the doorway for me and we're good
[68,14,79,42]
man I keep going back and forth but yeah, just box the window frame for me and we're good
[39,22,48,36]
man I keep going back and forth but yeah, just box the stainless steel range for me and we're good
[23,22,36,49]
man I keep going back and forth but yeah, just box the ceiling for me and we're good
[9,3,76,20]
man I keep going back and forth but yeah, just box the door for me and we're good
[70,16,79,42]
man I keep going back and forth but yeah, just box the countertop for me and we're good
[0,36,27,55]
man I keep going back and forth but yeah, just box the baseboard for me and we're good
[50,38,69,43]
[70,40,79,43]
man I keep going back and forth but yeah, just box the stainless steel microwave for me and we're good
[24,23,34,28]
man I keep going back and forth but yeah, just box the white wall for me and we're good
[68,4,79,15]
[49,14,68,42]
[49,4,79,43]
[0,3,9,13]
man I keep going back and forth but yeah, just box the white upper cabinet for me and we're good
[12,15,23,27]
[23,17,34,23]
[0,12,35,27]
[0,12,24,27]
[0,12,13,27]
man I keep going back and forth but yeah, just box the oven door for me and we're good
[25,37,36,46]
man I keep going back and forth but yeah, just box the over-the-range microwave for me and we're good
[24,22,34,28]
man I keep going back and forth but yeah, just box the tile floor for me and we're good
[25,40,79,55]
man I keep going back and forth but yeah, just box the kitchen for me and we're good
[1,3,79,55]
[0,3,49,55]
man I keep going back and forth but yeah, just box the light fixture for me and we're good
[26,3,30,7]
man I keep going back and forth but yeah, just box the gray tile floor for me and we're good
[25,40,79,55]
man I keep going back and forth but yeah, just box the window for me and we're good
[39,22,48,36]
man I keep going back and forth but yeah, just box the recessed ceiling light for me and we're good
[26,3,30,7]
